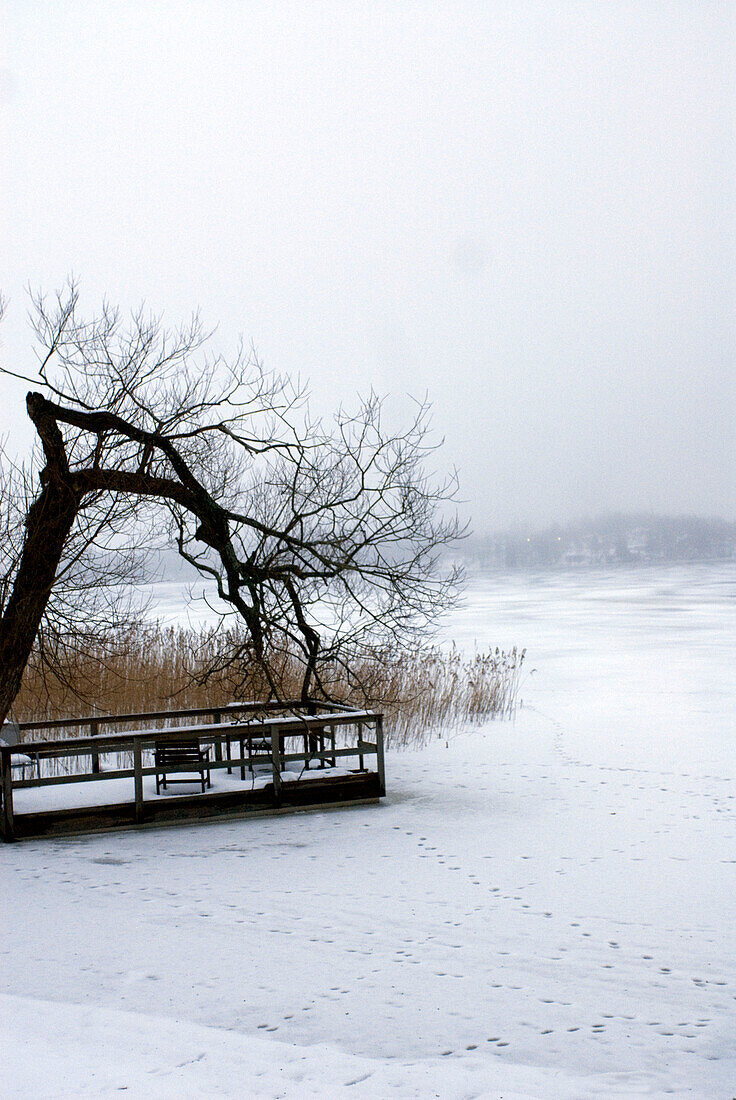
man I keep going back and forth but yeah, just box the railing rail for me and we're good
[15,697,334,733]
[15,698,351,776]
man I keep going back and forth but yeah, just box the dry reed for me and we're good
[12,623,524,747]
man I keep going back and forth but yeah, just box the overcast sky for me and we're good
[1,1,734,533]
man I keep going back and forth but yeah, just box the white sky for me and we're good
[1,1,734,532]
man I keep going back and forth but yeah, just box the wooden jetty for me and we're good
[1,701,385,842]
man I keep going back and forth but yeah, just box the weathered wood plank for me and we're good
[1,748,15,842]
[133,741,144,824]
[11,744,380,790]
[11,772,381,840]
[212,709,223,763]
[13,768,135,789]
[13,710,380,756]
[16,698,336,733]
[89,718,101,774]
[271,730,282,807]
[376,716,386,797]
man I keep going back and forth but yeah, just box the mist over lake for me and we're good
[444,562,736,770]
[141,560,736,771]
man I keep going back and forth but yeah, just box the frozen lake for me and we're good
[444,562,736,774]
[5,562,733,1097]
[145,561,736,774]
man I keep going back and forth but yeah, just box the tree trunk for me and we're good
[0,479,79,725]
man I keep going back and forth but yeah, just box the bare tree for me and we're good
[1,438,155,713]
[0,282,462,725]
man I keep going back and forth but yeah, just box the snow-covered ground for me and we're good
[12,764,356,815]
[3,563,735,1098]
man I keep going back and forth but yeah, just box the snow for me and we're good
[13,766,354,815]
[2,563,736,1098]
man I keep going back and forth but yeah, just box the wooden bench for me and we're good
[154,738,211,794]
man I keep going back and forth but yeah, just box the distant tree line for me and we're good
[463,514,736,570]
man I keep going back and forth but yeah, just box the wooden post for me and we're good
[133,739,144,824]
[1,748,15,842]
[212,709,223,764]
[358,721,365,772]
[90,718,100,774]
[375,716,386,796]
[271,729,282,808]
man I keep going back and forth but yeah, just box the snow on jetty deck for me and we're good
[1,701,385,841]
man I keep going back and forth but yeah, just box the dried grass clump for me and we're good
[367,645,525,746]
[12,623,524,746]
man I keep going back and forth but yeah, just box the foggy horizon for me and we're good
[2,2,734,532]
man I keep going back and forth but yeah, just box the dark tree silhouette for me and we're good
[0,283,462,724]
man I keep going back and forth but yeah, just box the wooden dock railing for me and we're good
[1,702,385,842]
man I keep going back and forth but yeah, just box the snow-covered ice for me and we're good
[2,563,735,1098]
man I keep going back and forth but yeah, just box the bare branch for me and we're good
[0,283,463,722]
